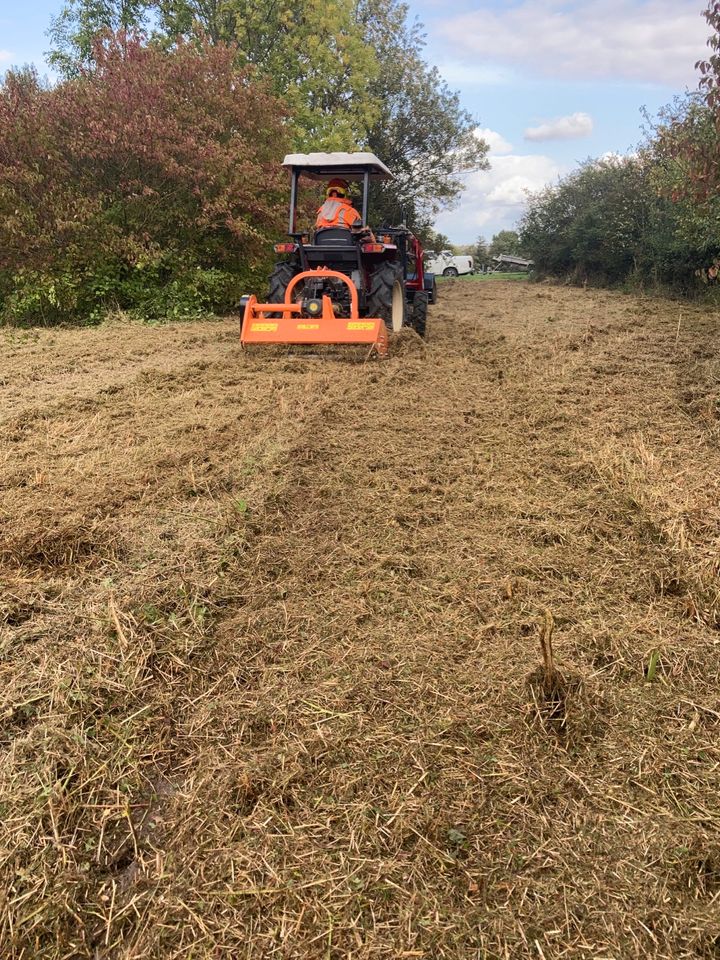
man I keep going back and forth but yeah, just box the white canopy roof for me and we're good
[282,152,393,181]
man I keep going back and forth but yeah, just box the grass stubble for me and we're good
[1,283,720,958]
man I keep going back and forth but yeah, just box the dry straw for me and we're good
[1,283,720,958]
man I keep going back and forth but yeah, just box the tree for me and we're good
[473,235,489,265]
[0,37,289,324]
[421,230,452,253]
[47,0,490,225]
[643,97,720,286]
[649,0,720,205]
[516,153,717,291]
[488,230,523,259]
[648,4,720,207]
[356,0,489,231]
[48,0,379,150]
[519,158,650,283]
[159,0,380,150]
[698,1,720,109]
[47,0,152,75]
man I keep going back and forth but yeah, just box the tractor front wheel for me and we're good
[429,278,438,304]
[411,291,428,339]
[368,262,406,333]
[268,261,298,306]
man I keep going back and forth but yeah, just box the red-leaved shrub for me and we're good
[0,36,289,323]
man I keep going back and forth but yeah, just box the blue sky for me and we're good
[409,0,711,243]
[1,0,713,243]
[0,3,56,74]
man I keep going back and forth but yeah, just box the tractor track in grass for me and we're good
[2,282,720,958]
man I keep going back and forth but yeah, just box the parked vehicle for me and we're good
[424,250,474,277]
[490,254,534,272]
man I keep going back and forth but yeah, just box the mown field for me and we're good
[1,280,720,959]
[439,271,529,282]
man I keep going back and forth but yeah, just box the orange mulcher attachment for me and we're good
[240,268,388,358]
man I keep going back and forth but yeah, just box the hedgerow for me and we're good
[0,37,289,324]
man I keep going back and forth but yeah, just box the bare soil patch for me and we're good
[2,284,720,958]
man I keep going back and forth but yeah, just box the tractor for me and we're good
[240,152,434,357]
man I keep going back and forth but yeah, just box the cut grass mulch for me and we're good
[2,284,720,958]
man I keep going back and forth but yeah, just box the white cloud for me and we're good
[524,112,594,141]
[598,149,638,163]
[434,132,564,242]
[475,127,514,155]
[438,0,709,87]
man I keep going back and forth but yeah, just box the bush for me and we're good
[519,152,720,295]
[0,37,289,324]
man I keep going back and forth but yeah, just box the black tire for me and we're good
[429,278,438,304]
[411,291,428,339]
[268,260,298,304]
[237,295,251,333]
[367,261,406,333]
[442,266,459,277]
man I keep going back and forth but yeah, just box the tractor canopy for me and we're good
[283,153,393,234]
[282,152,393,181]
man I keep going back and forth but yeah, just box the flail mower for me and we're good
[240,153,435,357]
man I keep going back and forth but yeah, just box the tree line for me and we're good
[515,3,720,295]
[0,0,488,324]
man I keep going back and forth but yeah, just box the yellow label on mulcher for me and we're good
[347,321,375,331]
[250,322,279,332]
[297,323,320,330]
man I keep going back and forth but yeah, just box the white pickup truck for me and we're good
[424,250,474,277]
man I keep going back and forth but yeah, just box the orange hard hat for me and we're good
[326,177,350,198]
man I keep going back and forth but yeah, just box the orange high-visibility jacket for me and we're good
[316,197,361,229]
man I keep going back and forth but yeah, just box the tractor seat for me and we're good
[314,227,356,246]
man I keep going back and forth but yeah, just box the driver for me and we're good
[316,178,362,229]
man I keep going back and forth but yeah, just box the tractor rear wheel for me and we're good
[411,291,428,339]
[368,262,406,333]
[268,261,298,304]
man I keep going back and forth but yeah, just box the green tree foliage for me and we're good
[518,152,719,292]
[521,2,720,293]
[357,0,489,231]
[421,230,452,253]
[154,0,379,150]
[650,3,720,206]
[516,6,720,295]
[0,38,289,324]
[473,236,489,265]
[48,0,152,75]
[521,0,720,293]
[47,0,487,230]
[47,0,379,151]
[648,96,720,252]
[519,158,651,284]
[488,230,523,259]
[408,7,720,284]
